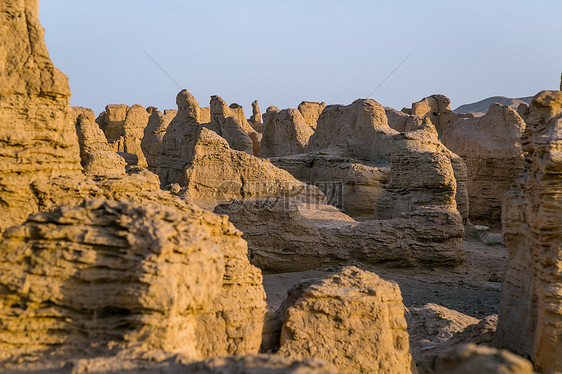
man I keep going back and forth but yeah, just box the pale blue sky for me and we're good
[40,0,561,115]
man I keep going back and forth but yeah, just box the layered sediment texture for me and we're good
[496,90,562,373]
[0,0,82,230]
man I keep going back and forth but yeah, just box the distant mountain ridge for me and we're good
[454,96,532,115]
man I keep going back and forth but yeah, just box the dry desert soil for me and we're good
[264,238,506,318]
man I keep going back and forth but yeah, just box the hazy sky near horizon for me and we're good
[40,0,561,115]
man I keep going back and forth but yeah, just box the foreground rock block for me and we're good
[34,172,269,359]
[277,267,416,374]
[496,90,562,373]
[435,344,534,374]
[441,103,526,224]
[0,199,267,367]
[406,304,497,371]
[0,200,225,363]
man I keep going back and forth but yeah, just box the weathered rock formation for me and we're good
[96,104,128,141]
[261,108,315,157]
[159,90,205,187]
[119,104,149,166]
[0,0,83,231]
[517,102,530,120]
[141,108,177,172]
[306,99,396,159]
[271,99,468,222]
[271,153,391,219]
[184,128,324,209]
[215,200,356,272]
[219,105,465,272]
[0,4,267,368]
[217,196,464,272]
[74,111,127,177]
[209,96,259,155]
[406,304,497,371]
[385,107,423,132]
[410,95,473,136]
[435,344,534,374]
[297,101,325,130]
[251,100,262,123]
[160,90,324,208]
[248,100,264,133]
[374,121,469,225]
[496,90,562,373]
[277,267,416,374]
[96,104,150,167]
[200,106,211,123]
[271,99,395,218]
[0,170,268,362]
[441,103,526,224]
[0,200,225,363]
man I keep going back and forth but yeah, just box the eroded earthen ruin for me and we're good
[441,103,526,224]
[495,90,562,373]
[0,1,560,373]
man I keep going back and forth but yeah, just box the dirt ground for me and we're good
[263,239,508,318]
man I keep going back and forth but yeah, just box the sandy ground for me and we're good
[263,239,508,318]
